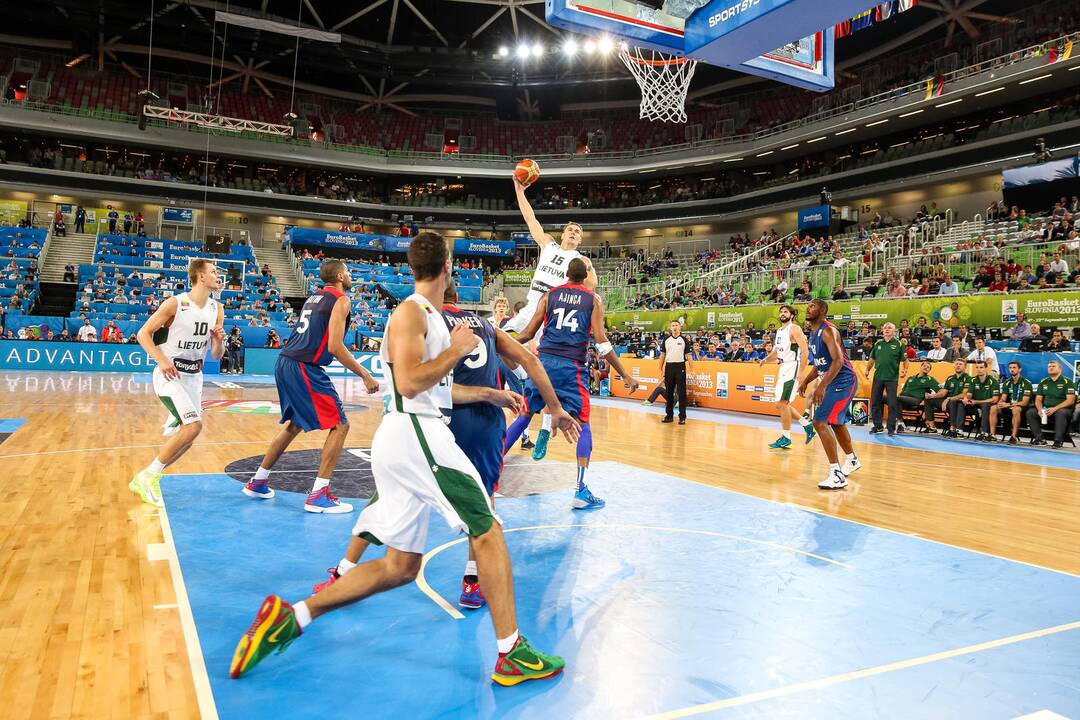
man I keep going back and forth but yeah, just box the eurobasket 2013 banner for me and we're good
[0,200,27,226]
[607,292,1080,332]
[501,270,534,287]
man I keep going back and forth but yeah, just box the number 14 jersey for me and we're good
[538,283,595,364]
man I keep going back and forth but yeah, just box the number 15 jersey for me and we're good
[538,283,595,364]
[281,287,348,366]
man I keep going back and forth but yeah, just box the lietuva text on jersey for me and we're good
[175,338,208,351]
[538,283,595,364]
[281,287,349,366]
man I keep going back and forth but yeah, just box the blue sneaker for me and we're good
[803,424,817,445]
[304,487,353,514]
[242,479,275,499]
[459,579,487,609]
[572,486,605,510]
[531,429,550,461]
[768,436,793,449]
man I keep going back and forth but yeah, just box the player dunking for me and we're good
[759,304,816,449]
[309,281,575,611]
[506,257,639,509]
[240,260,380,512]
[230,233,577,687]
[129,259,224,507]
[798,299,861,489]
[503,176,583,461]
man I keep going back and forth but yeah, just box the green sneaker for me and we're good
[531,429,550,461]
[804,424,817,445]
[491,636,565,686]
[768,436,793,450]
[230,595,302,679]
[129,469,163,507]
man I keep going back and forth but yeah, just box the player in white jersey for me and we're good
[129,258,224,506]
[229,232,580,687]
[758,304,816,450]
[504,176,583,459]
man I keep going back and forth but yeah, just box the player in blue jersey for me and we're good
[241,260,380,512]
[797,299,861,490]
[309,282,575,610]
[506,257,639,510]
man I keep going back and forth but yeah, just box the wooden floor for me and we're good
[0,371,1078,719]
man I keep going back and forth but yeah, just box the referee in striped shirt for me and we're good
[660,321,694,425]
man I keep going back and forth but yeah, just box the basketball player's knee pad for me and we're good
[576,423,593,460]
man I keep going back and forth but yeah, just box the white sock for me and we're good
[464,560,477,577]
[830,463,843,474]
[147,458,166,474]
[310,477,330,495]
[847,452,858,463]
[497,630,519,655]
[337,558,356,576]
[512,365,528,380]
[782,430,791,440]
[293,600,312,629]
[541,414,552,433]
[798,417,812,428]
[522,430,531,442]
[253,466,270,482]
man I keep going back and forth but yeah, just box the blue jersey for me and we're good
[808,321,855,385]
[538,283,595,364]
[281,287,348,366]
[442,305,501,398]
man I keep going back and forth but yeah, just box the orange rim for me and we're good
[620,51,692,67]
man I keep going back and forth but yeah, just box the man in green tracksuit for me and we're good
[989,361,1033,444]
[927,359,972,438]
[1025,360,1076,447]
[966,361,999,441]
[864,322,907,435]
[898,361,943,432]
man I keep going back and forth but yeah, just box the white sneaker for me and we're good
[818,469,848,490]
[641,400,653,406]
[304,487,353,514]
[841,456,862,476]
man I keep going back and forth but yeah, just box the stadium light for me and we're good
[598,36,614,54]
[516,44,531,59]
[531,42,544,58]
[563,39,578,56]
[583,39,596,54]
[498,46,509,58]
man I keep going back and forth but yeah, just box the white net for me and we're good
[618,45,698,124]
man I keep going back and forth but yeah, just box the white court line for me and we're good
[158,506,219,720]
[153,603,179,610]
[646,619,1080,719]
[1014,712,1072,719]
[147,543,173,562]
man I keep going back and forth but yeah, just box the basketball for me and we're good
[514,158,541,186]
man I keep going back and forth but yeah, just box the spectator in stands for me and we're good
[265,329,281,349]
[1050,252,1069,277]
[966,337,999,376]
[74,206,86,233]
[76,318,97,343]
[935,359,973,438]
[57,328,71,341]
[899,362,943,433]
[938,275,959,295]
[954,325,973,353]
[990,361,1033,444]
[123,212,132,233]
[831,284,849,300]
[1026,360,1076,447]
[1046,329,1070,352]
[106,206,118,234]
[101,320,123,343]
[54,218,66,237]
[967,361,999,441]
[986,272,1007,293]
[1008,313,1032,340]
[924,335,949,362]
[1021,324,1047,352]
[62,264,76,283]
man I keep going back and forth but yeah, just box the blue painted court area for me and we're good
[163,465,1080,720]
[0,418,27,433]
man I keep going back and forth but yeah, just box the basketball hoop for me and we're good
[618,45,698,124]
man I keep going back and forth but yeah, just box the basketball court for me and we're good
[2,370,1079,719]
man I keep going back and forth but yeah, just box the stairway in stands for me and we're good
[35,231,97,316]
[255,245,306,299]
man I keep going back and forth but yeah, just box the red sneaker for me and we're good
[312,568,340,594]
[459,578,487,609]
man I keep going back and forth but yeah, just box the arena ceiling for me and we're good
[0,0,1031,117]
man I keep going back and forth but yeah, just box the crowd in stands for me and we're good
[0,226,43,328]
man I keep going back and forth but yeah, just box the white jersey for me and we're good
[774,322,802,374]
[157,292,218,371]
[382,293,452,419]
[526,241,582,306]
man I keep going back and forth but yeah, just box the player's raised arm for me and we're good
[590,297,639,392]
[514,294,548,344]
[513,178,553,248]
[494,327,580,442]
[137,296,179,379]
[387,300,478,399]
[327,295,379,394]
